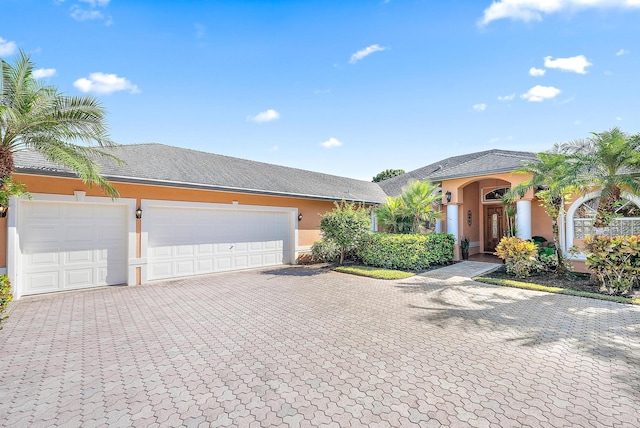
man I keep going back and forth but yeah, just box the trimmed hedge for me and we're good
[358,233,455,270]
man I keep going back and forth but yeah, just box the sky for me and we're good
[1,0,639,181]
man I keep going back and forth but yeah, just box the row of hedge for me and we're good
[312,232,455,271]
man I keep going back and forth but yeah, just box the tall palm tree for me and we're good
[506,150,582,276]
[401,179,441,234]
[1,50,120,199]
[563,127,640,228]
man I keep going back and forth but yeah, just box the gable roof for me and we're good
[13,143,388,204]
[379,149,537,196]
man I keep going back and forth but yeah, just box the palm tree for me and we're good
[1,50,120,199]
[401,179,441,233]
[506,150,582,276]
[563,127,640,228]
[375,196,412,233]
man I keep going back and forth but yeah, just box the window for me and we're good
[573,197,640,239]
[483,187,509,203]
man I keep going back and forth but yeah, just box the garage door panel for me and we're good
[175,260,195,276]
[67,250,93,263]
[175,245,195,257]
[20,201,127,295]
[65,269,93,288]
[197,258,214,273]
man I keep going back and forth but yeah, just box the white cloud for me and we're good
[320,137,343,148]
[268,145,279,152]
[33,68,57,79]
[349,44,387,64]
[529,67,546,76]
[480,0,640,26]
[473,103,487,111]
[248,109,280,123]
[73,72,140,95]
[616,116,623,121]
[71,6,104,21]
[616,48,629,56]
[521,85,561,102]
[498,94,515,101]
[544,55,592,74]
[0,37,17,56]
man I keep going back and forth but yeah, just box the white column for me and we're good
[516,199,532,240]
[447,204,459,243]
[435,219,442,233]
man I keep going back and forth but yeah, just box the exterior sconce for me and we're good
[298,213,303,222]
[445,191,452,203]
[135,207,142,219]
[0,205,6,218]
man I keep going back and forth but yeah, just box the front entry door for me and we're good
[484,205,504,252]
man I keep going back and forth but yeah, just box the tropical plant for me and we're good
[506,150,582,276]
[1,50,121,198]
[563,127,640,228]
[0,275,12,330]
[494,237,540,278]
[375,195,412,233]
[401,179,442,233]
[372,168,405,182]
[584,235,639,295]
[319,201,371,264]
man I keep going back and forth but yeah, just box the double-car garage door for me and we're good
[16,198,294,296]
[145,205,292,281]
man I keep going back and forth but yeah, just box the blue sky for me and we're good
[2,0,639,181]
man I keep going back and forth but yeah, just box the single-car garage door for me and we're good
[146,205,293,281]
[19,201,127,296]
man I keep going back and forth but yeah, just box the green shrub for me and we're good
[357,233,454,271]
[311,240,341,263]
[320,201,371,264]
[584,235,640,295]
[494,237,540,278]
[0,275,12,330]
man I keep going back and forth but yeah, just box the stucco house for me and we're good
[3,145,639,299]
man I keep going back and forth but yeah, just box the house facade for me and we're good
[380,149,640,272]
[3,145,639,299]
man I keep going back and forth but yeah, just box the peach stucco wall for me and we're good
[1,173,345,269]
[460,182,480,255]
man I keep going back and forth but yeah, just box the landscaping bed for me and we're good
[479,265,640,300]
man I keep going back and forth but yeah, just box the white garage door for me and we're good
[146,206,292,281]
[19,201,127,295]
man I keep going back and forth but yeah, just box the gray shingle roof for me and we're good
[13,143,389,203]
[379,149,537,196]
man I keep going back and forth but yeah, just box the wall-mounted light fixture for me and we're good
[0,205,6,218]
[135,207,142,219]
[445,191,452,203]
[298,213,303,222]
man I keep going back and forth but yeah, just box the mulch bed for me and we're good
[482,266,640,299]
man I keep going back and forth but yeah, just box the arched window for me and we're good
[573,196,640,239]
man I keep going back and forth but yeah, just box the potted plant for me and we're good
[460,236,470,260]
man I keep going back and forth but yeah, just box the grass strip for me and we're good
[334,265,415,280]
[474,277,640,306]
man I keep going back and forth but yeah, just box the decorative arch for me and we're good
[565,191,640,259]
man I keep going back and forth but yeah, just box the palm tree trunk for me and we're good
[0,146,14,183]
[594,187,621,228]
[551,217,568,277]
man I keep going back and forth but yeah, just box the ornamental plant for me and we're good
[494,237,540,278]
[0,275,12,330]
[584,235,640,295]
[319,201,371,264]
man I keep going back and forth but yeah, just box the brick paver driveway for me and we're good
[1,264,639,427]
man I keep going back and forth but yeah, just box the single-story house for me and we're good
[3,145,639,299]
[380,149,640,271]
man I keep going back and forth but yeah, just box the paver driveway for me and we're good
[1,263,639,427]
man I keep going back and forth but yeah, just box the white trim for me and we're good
[8,193,137,299]
[565,191,640,260]
[140,199,298,283]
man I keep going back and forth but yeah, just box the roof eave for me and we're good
[14,168,386,204]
